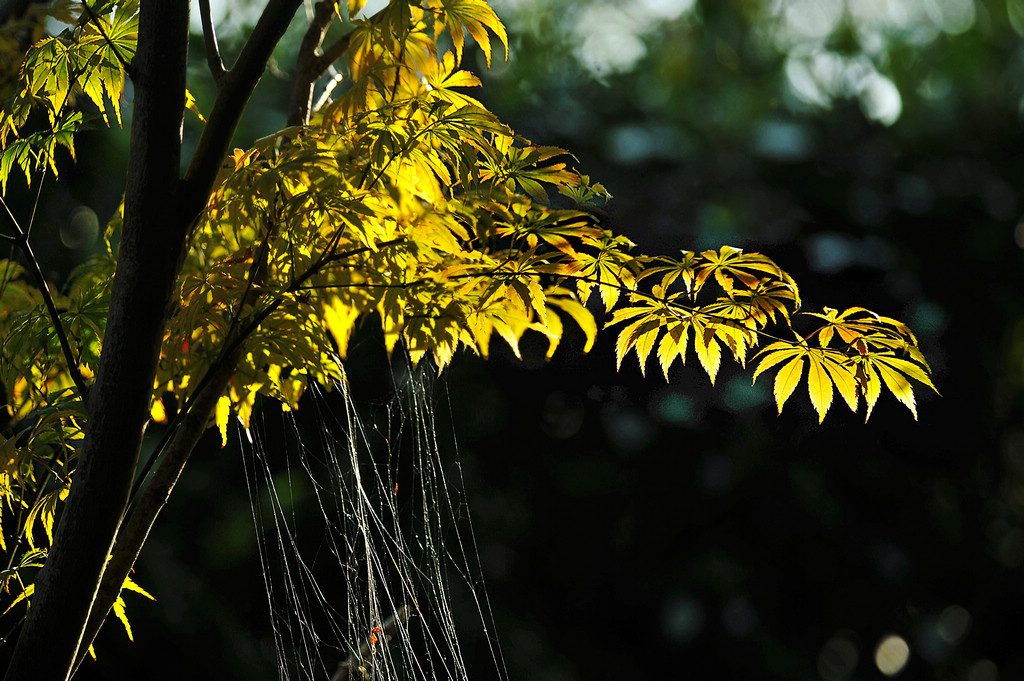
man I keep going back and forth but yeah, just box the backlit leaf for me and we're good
[215,394,230,447]
[692,320,722,384]
[805,350,833,423]
[773,356,804,414]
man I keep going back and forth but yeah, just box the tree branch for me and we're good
[73,215,276,671]
[198,0,227,85]
[0,196,90,400]
[288,0,340,126]
[314,31,355,75]
[126,219,276,504]
[181,0,304,222]
[288,3,389,126]
[70,347,242,674]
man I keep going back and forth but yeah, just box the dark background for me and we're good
[16,0,1024,679]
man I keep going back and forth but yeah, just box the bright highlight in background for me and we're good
[874,634,910,676]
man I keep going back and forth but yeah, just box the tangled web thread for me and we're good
[241,365,505,680]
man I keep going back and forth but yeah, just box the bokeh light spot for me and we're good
[874,634,910,676]
[908,300,947,337]
[602,408,655,453]
[931,0,976,35]
[967,659,999,681]
[807,233,856,273]
[722,376,767,412]
[573,5,647,76]
[1010,0,1024,36]
[895,174,935,214]
[61,206,99,250]
[936,604,971,644]
[651,390,698,426]
[817,633,859,681]
[782,0,844,40]
[753,119,813,161]
[859,72,902,125]
[1013,220,1024,248]
[721,596,758,638]
[608,125,656,165]
[661,594,705,643]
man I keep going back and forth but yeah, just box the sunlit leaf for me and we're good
[215,394,230,447]
[805,350,833,423]
[773,356,803,414]
[692,320,722,384]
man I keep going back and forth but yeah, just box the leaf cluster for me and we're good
[0,0,138,193]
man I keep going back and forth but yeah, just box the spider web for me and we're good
[240,362,506,681]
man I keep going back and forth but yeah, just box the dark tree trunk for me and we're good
[3,0,306,677]
[3,3,192,679]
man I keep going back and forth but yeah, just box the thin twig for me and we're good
[24,159,46,240]
[313,31,354,75]
[71,342,244,674]
[128,236,401,503]
[128,232,272,503]
[296,238,406,291]
[75,235,394,669]
[198,0,227,85]
[0,196,89,399]
[313,72,344,112]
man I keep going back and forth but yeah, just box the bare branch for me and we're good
[288,0,341,126]
[198,0,227,85]
[73,217,275,670]
[312,71,344,112]
[71,345,242,674]
[181,0,304,222]
[315,30,355,74]
[288,3,389,126]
